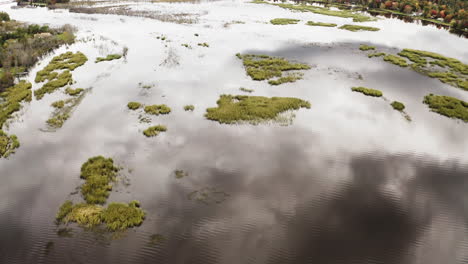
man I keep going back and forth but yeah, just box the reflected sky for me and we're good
[0,0,467,263]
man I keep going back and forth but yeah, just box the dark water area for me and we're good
[0,0,468,263]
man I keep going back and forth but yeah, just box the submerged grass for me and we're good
[339,24,380,32]
[127,102,142,110]
[306,21,337,27]
[144,104,171,115]
[423,94,468,122]
[270,18,300,25]
[391,101,405,111]
[351,86,383,97]
[95,54,122,63]
[237,53,310,85]
[174,170,188,179]
[359,45,376,51]
[80,156,119,204]
[240,87,254,93]
[143,125,167,137]
[205,95,311,124]
[46,89,88,129]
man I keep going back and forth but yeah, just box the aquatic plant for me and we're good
[351,86,383,97]
[181,43,191,49]
[65,87,84,96]
[423,94,468,122]
[184,105,195,111]
[198,42,209,47]
[237,54,310,85]
[61,202,104,228]
[35,52,87,83]
[359,45,376,51]
[149,234,166,245]
[101,201,145,231]
[268,73,304,85]
[205,95,311,124]
[127,102,142,110]
[51,100,65,109]
[383,54,408,67]
[0,81,32,128]
[95,54,122,63]
[270,18,300,25]
[35,71,73,100]
[339,25,380,32]
[80,156,119,204]
[47,90,88,129]
[56,200,74,223]
[305,21,337,27]
[368,52,385,58]
[274,3,375,22]
[391,101,405,111]
[0,130,20,158]
[239,87,254,93]
[143,125,167,137]
[188,187,230,205]
[174,170,188,179]
[144,104,171,115]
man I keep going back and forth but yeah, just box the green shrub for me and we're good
[0,12,10,22]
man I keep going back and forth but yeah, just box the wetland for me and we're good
[0,0,467,263]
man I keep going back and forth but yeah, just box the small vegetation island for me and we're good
[270,18,301,25]
[339,24,381,32]
[423,94,468,122]
[0,81,31,158]
[391,101,405,111]
[184,105,195,111]
[56,156,146,232]
[364,48,468,91]
[306,21,337,27]
[205,95,311,124]
[236,53,311,85]
[253,0,467,35]
[143,125,167,137]
[351,86,383,97]
[34,51,88,100]
[95,54,122,63]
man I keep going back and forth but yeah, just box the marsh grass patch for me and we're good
[423,94,468,122]
[339,24,380,32]
[306,21,337,27]
[236,53,310,85]
[351,86,383,97]
[270,18,300,25]
[205,94,311,124]
[95,54,122,63]
[143,125,167,137]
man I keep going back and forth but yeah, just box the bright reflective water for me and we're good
[0,0,467,263]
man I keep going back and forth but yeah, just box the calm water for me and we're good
[0,0,468,263]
